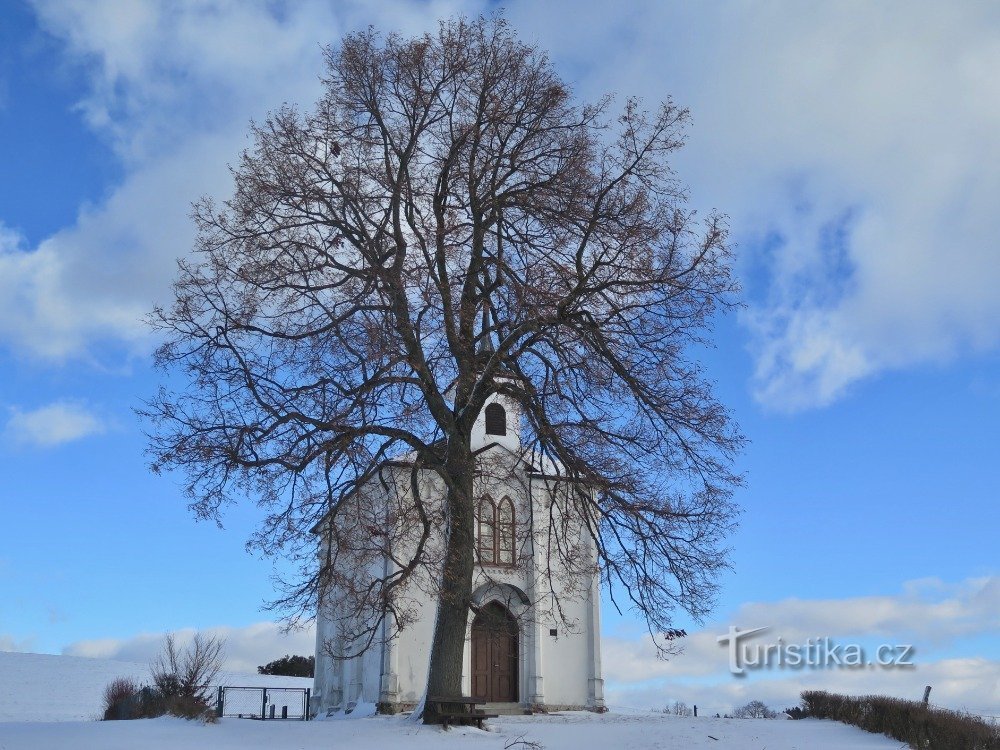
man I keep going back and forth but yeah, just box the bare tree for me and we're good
[144,15,743,722]
[733,700,778,720]
[151,632,225,706]
[665,700,694,717]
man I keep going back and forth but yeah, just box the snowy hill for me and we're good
[0,651,311,722]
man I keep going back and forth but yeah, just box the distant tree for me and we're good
[664,700,693,717]
[784,705,808,719]
[145,14,743,722]
[732,700,778,719]
[258,654,315,678]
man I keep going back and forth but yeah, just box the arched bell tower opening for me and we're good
[471,393,520,451]
[471,601,519,702]
[484,402,507,436]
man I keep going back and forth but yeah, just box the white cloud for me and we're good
[5,1,1000,407]
[63,621,316,674]
[602,577,1000,714]
[0,634,36,653]
[607,656,1000,718]
[0,2,339,362]
[510,1,1000,410]
[719,3,1000,409]
[4,400,107,447]
[4,0,484,363]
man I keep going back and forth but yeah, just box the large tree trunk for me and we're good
[423,438,476,723]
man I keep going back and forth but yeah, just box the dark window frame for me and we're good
[484,402,507,436]
[477,494,516,566]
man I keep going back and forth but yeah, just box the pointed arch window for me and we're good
[484,402,506,436]
[478,496,496,564]
[478,495,516,566]
[496,496,515,565]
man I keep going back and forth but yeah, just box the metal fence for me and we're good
[217,686,311,720]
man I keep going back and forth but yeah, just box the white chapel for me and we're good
[311,385,605,715]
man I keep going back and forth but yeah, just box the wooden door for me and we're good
[471,603,518,702]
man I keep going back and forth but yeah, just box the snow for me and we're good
[0,651,311,722]
[318,700,378,719]
[0,712,906,750]
[0,652,905,748]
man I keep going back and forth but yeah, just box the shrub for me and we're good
[101,632,227,722]
[102,681,169,721]
[732,700,778,719]
[151,632,224,706]
[162,692,218,721]
[257,654,315,678]
[102,677,141,720]
[802,690,1000,750]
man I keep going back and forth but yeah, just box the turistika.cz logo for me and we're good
[717,626,916,676]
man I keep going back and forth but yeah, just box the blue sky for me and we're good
[0,1,997,714]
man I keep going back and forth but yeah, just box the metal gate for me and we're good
[217,686,311,720]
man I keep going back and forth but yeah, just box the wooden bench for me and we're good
[426,695,498,729]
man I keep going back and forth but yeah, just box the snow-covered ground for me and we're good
[0,651,311,722]
[0,711,905,750]
[0,651,904,748]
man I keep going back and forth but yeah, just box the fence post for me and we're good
[217,687,224,718]
[922,686,932,706]
[693,705,697,717]
[261,689,268,720]
[306,688,311,721]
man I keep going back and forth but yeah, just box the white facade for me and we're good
[312,391,605,715]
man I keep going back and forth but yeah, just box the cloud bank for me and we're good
[602,576,1000,715]
[510,1,1000,410]
[0,634,36,653]
[63,621,316,674]
[607,656,1000,719]
[4,1,1000,403]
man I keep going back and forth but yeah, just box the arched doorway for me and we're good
[471,601,518,702]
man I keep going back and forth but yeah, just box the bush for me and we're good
[102,680,212,722]
[102,677,141,720]
[103,632,225,722]
[161,692,218,721]
[149,632,225,722]
[101,681,167,721]
[732,700,778,719]
[151,632,224,706]
[257,654,315,678]
[802,690,1000,750]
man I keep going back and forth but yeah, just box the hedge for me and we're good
[801,690,999,750]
